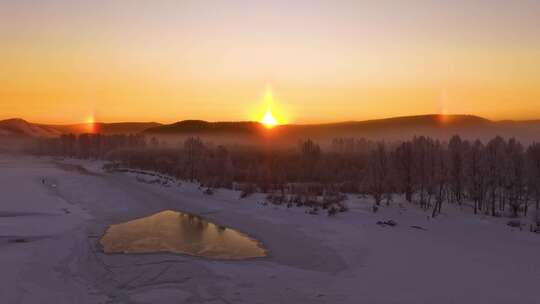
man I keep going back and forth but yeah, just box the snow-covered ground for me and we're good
[1,154,539,303]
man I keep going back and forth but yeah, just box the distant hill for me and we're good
[143,115,540,143]
[143,120,265,135]
[45,122,162,135]
[0,118,61,138]
[0,119,162,138]
[2,115,540,143]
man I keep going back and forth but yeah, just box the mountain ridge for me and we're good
[142,114,540,143]
[2,115,540,143]
[46,122,162,135]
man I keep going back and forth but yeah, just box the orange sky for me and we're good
[1,1,540,124]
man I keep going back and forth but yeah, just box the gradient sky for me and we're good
[1,0,540,124]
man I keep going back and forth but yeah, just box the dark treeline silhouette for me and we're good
[31,133,540,222]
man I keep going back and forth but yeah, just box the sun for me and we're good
[257,87,286,128]
[85,115,96,132]
[261,109,278,128]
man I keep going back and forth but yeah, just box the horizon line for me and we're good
[1,113,540,126]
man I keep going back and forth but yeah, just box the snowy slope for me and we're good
[1,155,539,303]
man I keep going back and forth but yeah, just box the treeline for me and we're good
[362,136,540,219]
[32,133,540,220]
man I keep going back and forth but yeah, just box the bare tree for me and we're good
[184,136,205,182]
[395,141,415,202]
[365,142,389,206]
[299,139,321,181]
[485,136,506,216]
[431,140,447,217]
[527,143,540,212]
[412,136,431,208]
[448,135,467,205]
[505,138,527,217]
[466,140,487,214]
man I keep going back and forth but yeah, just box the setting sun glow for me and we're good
[257,87,285,128]
[261,110,278,128]
[85,115,96,133]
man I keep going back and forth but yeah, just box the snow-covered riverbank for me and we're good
[1,155,539,303]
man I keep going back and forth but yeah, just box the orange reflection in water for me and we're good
[100,210,267,259]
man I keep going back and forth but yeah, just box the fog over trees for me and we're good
[32,133,540,223]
